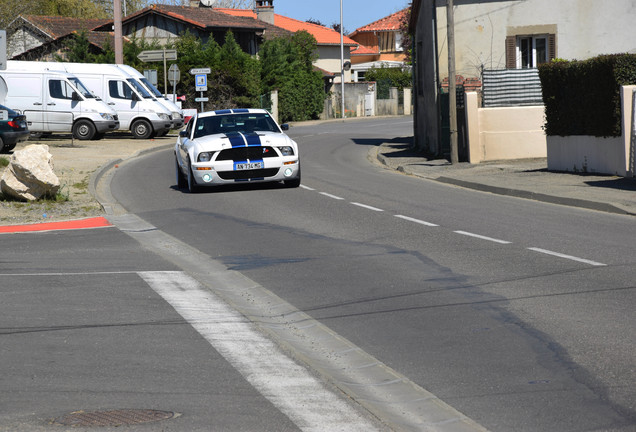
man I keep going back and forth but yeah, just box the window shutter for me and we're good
[548,33,556,60]
[506,36,516,69]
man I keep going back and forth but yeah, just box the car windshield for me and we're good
[140,77,164,98]
[127,78,153,99]
[68,77,95,98]
[193,113,280,138]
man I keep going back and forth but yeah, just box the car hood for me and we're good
[193,131,295,150]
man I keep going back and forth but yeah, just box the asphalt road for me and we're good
[111,117,636,431]
[3,117,635,431]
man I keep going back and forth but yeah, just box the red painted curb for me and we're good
[0,217,112,234]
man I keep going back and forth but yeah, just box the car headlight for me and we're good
[158,113,170,120]
[100,113,114,120]
[198,152,214,162]
[173,112,182,119]
[278,146,294,156]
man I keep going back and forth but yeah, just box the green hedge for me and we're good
[538,54,636,137]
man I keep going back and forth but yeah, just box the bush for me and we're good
[539,54,636,137]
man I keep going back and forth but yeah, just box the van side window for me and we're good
[108,80,133,100]
[49,80,74,100]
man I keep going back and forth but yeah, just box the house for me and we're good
[11,30,123,61]
[7,15,111,59]
[410,0,636,157]
[217,0,358,83]
[92,3,290,56]
[348,8,409,82]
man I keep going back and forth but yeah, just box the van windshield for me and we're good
[68,77,95,99]
[127,78,153,99]
[140,77,164,98]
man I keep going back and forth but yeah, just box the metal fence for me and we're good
[482,68,543,107]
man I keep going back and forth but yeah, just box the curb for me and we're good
[89,143,173,215]
[374,145,636,217]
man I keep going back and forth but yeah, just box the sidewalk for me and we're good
[374,139,636,216]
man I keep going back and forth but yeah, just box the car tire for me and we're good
[284,168,301,188]
[176,157,187,189]
[73,119,96,140]
[187,159,199,193]
[131,119,153,139]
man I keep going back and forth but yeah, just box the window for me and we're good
[109,80,134,100]
[395,33,404,52]
[48,80,75,100]
[506,34,555,69]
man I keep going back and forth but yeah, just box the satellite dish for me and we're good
[199,0,216,7]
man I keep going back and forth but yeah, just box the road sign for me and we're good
[195,97,209,102]
[137,49,177,62]
[168,64,180,85]
[190,67,211,75]
[195,74,207,92]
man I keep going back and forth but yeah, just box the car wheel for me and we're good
[131,119,153,139]
[73,119,96,140]
[284,168,301,188]
[187,159,199,193]
[176,157,187,189]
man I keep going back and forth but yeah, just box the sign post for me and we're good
[168,64,180,103]
[137,49,178,96]
[190,68,211,112]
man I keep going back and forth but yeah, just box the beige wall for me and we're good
[465,92,546,163]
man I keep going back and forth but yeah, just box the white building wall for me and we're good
[435,0,636,79]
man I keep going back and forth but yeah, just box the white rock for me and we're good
[1,144,60,201]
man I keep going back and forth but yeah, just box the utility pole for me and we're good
[447,0,458,164]
[113,0,123,64]
[340,0,345,118]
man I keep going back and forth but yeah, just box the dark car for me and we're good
[0,104,29,153]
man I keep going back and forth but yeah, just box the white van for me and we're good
[0,69,119,140]
[115,64,184,130]
[7,61,172,139]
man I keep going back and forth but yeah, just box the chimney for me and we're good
[255,0,275,25]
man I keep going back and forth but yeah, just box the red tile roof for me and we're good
[123,4,267,30]
[217,8,357,46]
[351,8,409,35]
[18,15,111,39]
[351,44,379,56]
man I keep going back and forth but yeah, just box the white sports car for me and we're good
[175,109,301,192]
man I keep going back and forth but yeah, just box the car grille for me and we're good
[216,146,277,161]
[217,168,280,180]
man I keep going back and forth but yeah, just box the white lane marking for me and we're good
[527,248,607,267]
[394,214,439,227]
[300,184,315,191]
[351,202,384,212]
[454,230,512,244]
[319,192,345,200]
[138,271,379,432]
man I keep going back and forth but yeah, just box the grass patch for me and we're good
[0,157,9,168]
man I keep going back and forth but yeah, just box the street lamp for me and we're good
[340,0,345,118]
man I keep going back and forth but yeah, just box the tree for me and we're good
[398,4,413,64]
[260,31,325,122]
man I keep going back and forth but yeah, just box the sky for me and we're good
[272,0,409,34]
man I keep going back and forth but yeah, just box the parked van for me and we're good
[115,64,184,131]
[0,69,119,140]
[7,61,172,139]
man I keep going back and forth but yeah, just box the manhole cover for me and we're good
[52,409,177,427]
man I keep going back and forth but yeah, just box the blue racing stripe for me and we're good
[244,132,261,147]
[226,132,245,148]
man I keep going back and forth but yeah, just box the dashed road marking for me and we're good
[351,202,384,212]
[528,247,607,267]
[394,214,439,227]
[454,230,512,244]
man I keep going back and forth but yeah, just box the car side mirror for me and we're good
[71,92,82,101]
[280,124,289,131]
[179,130,189,138]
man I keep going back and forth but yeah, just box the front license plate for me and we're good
[235,161,263,170]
